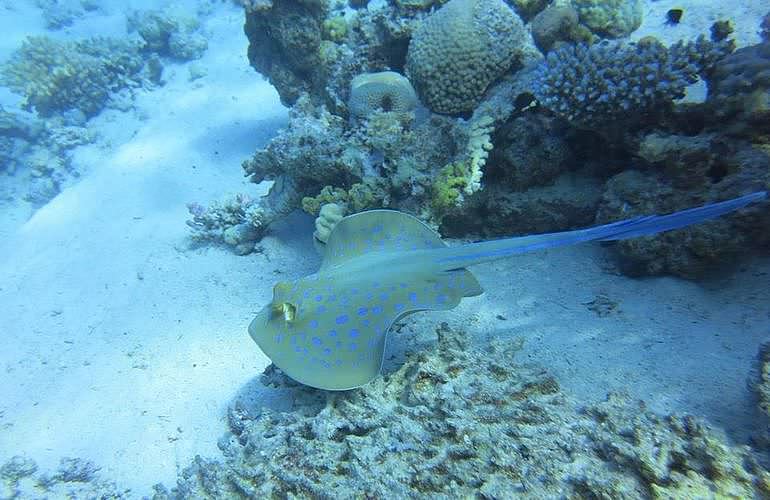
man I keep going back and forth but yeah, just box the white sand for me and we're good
[0,0,768,496]
[0,1,288,494]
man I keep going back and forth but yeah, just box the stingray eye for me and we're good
[271,302,297,323]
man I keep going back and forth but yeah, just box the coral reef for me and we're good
[749,341,770,446]
[0,106,94,204]
[348,71,417,118]
[571,0,643,39]
[405,0,532,114]
[128,6,209,61]
[186,194,269,255]
[707,41,770,134]
[227,2,769,279]
[534,35,736,129]
[243,0,328,107]
[1,36,148,118]
[0,456,128,499]
[155,324,770,498]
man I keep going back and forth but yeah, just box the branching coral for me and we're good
[1,36,146,118]
[533,35,735,129]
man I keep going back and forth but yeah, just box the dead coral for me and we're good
[159,324,770,498]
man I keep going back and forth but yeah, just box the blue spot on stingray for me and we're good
[408,292,418,303]
[436,294,447,304]
[294,346,302,353]
[336,341,343,349]
[379,292,389,301]
[321,360,331,369]
[366,292,374,300]
[362,319,370,326]
[273,334,283,344]
[309,319,319,329]
[357,307,368,316]
[303,290,310,298]
[400,283,407,288]
[336,314,349,325]
[327,294,337,302]
[349,329,360,338]
[323,347,332,355]
[328,330,338,337]
[371,305,383,315]
[312,336,322,346]
[315,295,323,302]
[316,305,327,314]
[394,303,405,312]
[335,359,343,366]
[349,342,358,351]
[372,224,383,234]
[351,288,359,294]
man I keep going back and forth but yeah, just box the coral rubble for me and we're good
[155,325,770,498]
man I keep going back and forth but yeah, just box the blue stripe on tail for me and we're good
[437,191,766,266]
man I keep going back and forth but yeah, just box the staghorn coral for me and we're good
[157,324,770,498]
[1,36,146,118]
[405,0,531,114]
[533,35,735,129]
[348,71,417,118]
[571,0,643,39]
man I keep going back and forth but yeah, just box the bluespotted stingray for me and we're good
[249,191,766,390]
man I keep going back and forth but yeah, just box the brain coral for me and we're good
[571,0,643,39]
[348,71,418,118]
[406,0,527,114]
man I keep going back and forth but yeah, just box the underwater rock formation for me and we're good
[128,6,209,61]
[156,324,770,498]
[210,2,770,278]
[707,41,770,135]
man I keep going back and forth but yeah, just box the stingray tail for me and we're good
[435,191,767,270]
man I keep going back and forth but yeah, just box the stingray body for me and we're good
[249,191,766,390]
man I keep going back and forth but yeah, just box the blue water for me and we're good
[1,1,768,498]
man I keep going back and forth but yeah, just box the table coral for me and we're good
[348,71,417,118]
